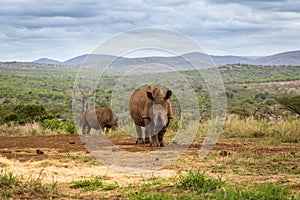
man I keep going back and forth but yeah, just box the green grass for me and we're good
[176,169,225,194]
[209,183,293,200]
[71,176,103,192]
[123,169,298,200]
[103,181,119,191]
[71,176,119,192]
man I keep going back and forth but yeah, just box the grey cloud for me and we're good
[209,0,300,13]
[0,0,299,61]
[0,0,102,18]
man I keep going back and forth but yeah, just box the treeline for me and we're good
[0,101,76,134]
[0,64,299,129]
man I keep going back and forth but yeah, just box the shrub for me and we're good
[41,119,61,130]
[177,169,224,194]
[41,119,77,134]
[277,95,300,115]
[61,120,77,134]
[1,102,54,125]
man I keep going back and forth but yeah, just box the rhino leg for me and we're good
[82,125,86,134]
[149,125,159,147]
[144,128,150,144]
[150,133,160,147]
[158,131,166,147]
[100,123,107,134]
[87,125,91,134]
[135,125,144,144]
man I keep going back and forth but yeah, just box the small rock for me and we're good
[220,150,231,157]
[171,140,178,145]
[36,149,44,154]
[155,158,159,161]
[292,166,297,170]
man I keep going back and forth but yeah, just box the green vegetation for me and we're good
[1,63,299,125]
[124,169,296,200]
[71,176,104,192]
[0,102,53,125]
[277,95,300,115]
[176,169,224,194]
[71,176,119,192]
[0,62,299,199]
[0,101,76,135]
[220,115,300,143]
[219,64,300,84]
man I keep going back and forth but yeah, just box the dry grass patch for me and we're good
[0,122,71,136]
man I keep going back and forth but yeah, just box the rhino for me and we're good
[129,86,172,147]
[80,107,118,134]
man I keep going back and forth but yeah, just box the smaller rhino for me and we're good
[80,107,118,134]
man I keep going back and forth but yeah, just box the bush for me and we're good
[61,120,77,134]
[41,119,61,130]
[1,102,54,125]
[0,102,76,134]
[277,95,300,115]
[42,119,77,134]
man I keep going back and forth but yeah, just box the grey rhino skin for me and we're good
[129,86,172,147]
[80,107,118,134]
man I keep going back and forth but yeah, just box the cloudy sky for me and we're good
[1,0,300,61]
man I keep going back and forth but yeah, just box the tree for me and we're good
[73,83,96,115]
[277,95,300,115]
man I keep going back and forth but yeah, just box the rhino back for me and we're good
[96,108,115,126]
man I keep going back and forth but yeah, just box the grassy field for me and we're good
[0,62,299,199]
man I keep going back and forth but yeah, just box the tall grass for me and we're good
[0,122,71,136]
[0,170,59,199]
[223,115,270,138]
[270,119,300,143]
[1,114,298,143]
[198,114,299,143]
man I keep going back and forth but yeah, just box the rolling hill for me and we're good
[33,58,61,65]
[249,50,300,66]
[31,50,300,69]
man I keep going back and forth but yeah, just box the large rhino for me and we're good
[129,86,172,147]
[80,107,118,134]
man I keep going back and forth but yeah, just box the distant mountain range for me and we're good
[33,58,61,65]
[32,50,300,68]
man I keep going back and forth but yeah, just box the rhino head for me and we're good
[147,88,172,136]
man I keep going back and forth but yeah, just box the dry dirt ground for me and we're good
[0,134,299,199]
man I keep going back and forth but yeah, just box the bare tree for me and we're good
[73,83,96,115]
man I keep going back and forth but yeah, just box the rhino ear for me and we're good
[147,91,154,100]
[166,90,172,100]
